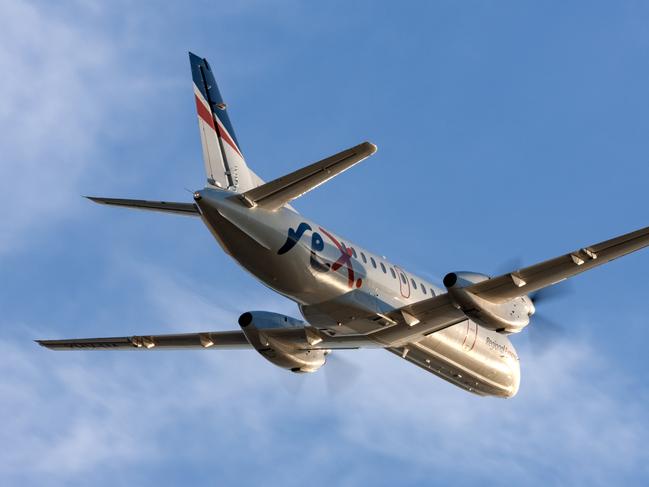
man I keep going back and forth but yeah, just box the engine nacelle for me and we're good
[443,271,534,334]
[238,311,328,373]
[443,271,491,288]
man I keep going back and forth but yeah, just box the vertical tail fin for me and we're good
[189,52,255,192]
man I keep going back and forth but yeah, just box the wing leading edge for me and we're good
[240,141,377,211]
[364,223,649,346]
[86,197,200,217]
[464,223,649,303]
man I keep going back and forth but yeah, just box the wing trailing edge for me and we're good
[37,330,251,351]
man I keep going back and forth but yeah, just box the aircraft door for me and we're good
[394,266,410,299]
[462,320,478,352]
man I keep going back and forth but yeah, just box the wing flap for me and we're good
[467,224,649,302]
[86,197,200,217]
[369,293,467,347]
[240,141,377,211]
[37,330,250,351]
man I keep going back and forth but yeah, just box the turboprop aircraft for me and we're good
[37,52,649,398]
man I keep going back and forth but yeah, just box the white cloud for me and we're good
[2,262,648,486]
[0,1,154,255]
[2,3,648,485]
[126,259,298,331]
[335,343,649,484]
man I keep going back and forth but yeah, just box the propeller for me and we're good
[527,313,564,353]
[276,350,361,397]
[277,368,307,396]
[526,280,574,353]
[529,279,575,305]
[492,257,574,353]
[492,257,523,277]
[323,351,362,395]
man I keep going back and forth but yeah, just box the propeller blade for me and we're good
[324,352,361,395]
[529,280,574,304]
[493,257,523,277]
[528,313,564,354]
[278,369,306,396]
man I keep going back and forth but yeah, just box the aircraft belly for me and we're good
[299,290,398,335]
[390,321,520,398]
[198,203,327,302]
[202,201,520,397]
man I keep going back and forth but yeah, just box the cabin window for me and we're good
[421,284,427,295]
[361,252,367,264]
[390,268,397,279]
[351,247,357,258]
[411,278,417,290]
[400,273,407,284]
[370,257,377,268]
[380,262,387,273]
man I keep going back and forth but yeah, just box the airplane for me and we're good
[37,52,649,398]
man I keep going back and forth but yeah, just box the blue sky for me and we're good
[2,1,649,485]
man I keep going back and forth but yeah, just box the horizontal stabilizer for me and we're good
[37,330,250,350]
[240,141,377,211]
[86,197,200,217]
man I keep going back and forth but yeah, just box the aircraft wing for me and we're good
[86,197,200,217]
[366,293,467,347]
[463,224,649,303]
[37,328,374,351]
[40,223,649,352]
[363,223,649,347]
[239,141,377,211]
[37,330,250,350]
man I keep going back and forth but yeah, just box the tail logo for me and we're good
[278,223,362,288]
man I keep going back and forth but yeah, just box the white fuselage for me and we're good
[195,187,521,397]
